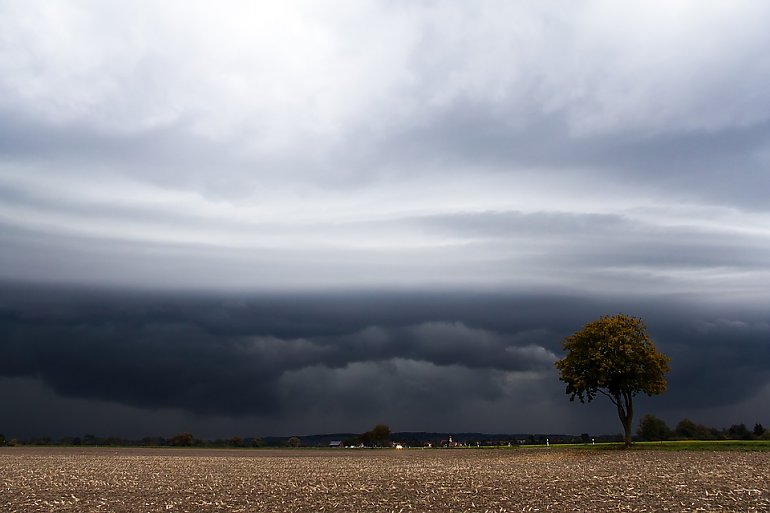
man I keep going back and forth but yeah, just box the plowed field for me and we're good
[2,447,768,512]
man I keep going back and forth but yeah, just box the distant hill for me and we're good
[262,431,620,447]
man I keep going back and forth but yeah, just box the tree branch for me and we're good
[623,391,633,412]
[597,389,619,406]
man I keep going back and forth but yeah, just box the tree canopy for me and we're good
[170,432,195,447]
[555,314,670,446]
[360,424,392,447]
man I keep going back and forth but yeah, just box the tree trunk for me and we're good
[621,413,633,447]
[614,392,634,447]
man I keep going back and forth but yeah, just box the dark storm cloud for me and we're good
[1,2,770,438]
[655,317,770,410]
[1,285,768,436]
[413,210,768,268]
[371,99,770,211]
[0,285,559,417]
[0,112,281,205]
[3,203,768,296]
[1,2,769,296]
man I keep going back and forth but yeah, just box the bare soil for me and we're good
[1,447,768,512]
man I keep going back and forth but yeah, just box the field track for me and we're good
[2,447,769,512]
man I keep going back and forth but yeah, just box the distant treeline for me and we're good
[0,430,615,448]
[637,415,769,441]
[2,419,766,448]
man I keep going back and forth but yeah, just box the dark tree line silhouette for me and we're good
[637,414,768,441]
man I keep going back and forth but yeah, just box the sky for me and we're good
[1,0,769,439]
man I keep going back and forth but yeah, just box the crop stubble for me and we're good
[1,447,768,512]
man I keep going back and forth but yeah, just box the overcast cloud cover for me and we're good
[1,1,769,439]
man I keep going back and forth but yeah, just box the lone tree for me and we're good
[360,424,391,447]
[555,314,670,447]
[170,432,195,447]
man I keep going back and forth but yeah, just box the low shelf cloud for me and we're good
[1,287,768,438]
[1,1,769,438]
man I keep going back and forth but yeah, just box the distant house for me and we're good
[441,435,460,448]
[329,440,343,448]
